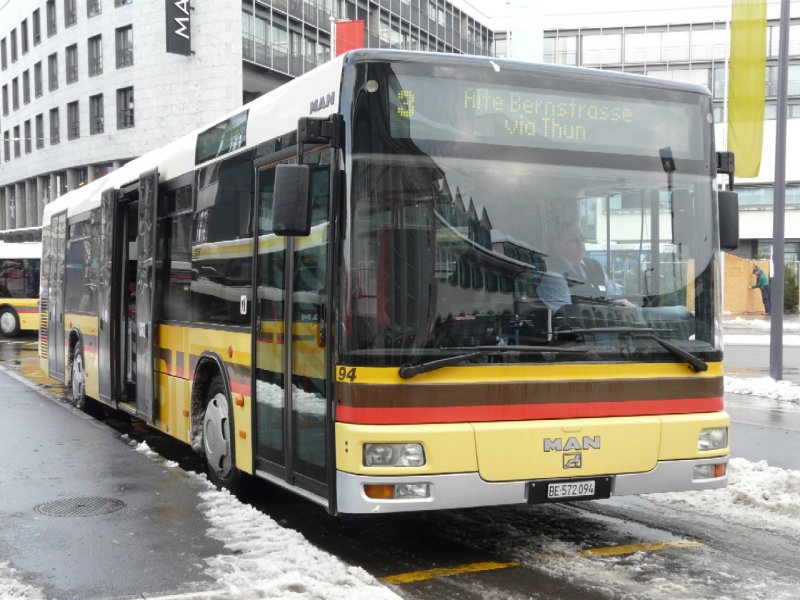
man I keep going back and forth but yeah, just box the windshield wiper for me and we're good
[398,345,586,380]
[559,327,708,373]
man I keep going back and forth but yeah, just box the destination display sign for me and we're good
[388,75,707,160]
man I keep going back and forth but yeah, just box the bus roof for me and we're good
[0,242,42,260]
[41,50,711,226]
[42,52,348,226]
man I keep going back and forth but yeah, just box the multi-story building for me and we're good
[492,0,800,264]
[0,0,494,231]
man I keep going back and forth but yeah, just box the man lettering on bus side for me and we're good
[751,265,770,315]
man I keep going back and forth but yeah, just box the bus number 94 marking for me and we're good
[336,366,357,382]
[396,90,415,118]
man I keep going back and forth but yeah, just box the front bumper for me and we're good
[335,456,728,514]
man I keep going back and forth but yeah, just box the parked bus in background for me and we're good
[0,242,41,337]
[39,50,738,514]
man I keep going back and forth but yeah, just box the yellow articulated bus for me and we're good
[39,50,738,513]
[0,241,41,337]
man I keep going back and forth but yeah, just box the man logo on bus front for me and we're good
[563,453,582,469]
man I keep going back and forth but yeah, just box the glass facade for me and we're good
[241,0,493,80]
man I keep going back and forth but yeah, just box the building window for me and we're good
[24,120,32,154]
[116,25,134,68]
[117,87,134,128]
[88,0,101,17]
[65,0,77,27]
[21,19,29,54]
[13,125,21,157]
[1,85,7,115]
[1,38,6,70]
[47,0,57,37]
[48,52,58,90]
[115,0,133,5]
[50,107,60,144]
[66,44,78,83]
[67,101,80,139]
[33,9,42,45]
[88,35,103,76]
[22,70,30,104]
[34,61,43,97]
[581,33,622,66]
[36,114,44,149]
[11,77,18,110]
[90,94,104,134]
[3,131,9,161]
[10,29,17,62]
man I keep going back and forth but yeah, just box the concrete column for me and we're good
[0,187,6,231]
[26,179,37,228]
[36,176,47,225]
[49,173,58,201]
[13,182,25,228]
[66,168,78,193]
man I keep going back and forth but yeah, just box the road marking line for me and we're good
[137,591,230,600]
[382,561,520,585]
[541,539,703,561]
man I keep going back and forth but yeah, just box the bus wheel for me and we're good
[0,308,20,337]
[203,375,241,490]
[70,341,87,411]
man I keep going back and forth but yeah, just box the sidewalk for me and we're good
[0,366,228,600]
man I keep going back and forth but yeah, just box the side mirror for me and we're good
[718,190,739,251]
[272,164,311,237]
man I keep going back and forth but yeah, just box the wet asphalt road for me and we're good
[0,332,798,600]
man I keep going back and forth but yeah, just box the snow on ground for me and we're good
[725,376,800,402]
[648,458,800,540]
[0,562,44,599]
[724,316,800,332]
[194,473,401,600]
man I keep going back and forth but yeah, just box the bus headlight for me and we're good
[697,427,727,451]
[363,443,426,467]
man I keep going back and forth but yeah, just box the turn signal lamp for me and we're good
[697,427,728,451]
[363,443,425,467]
[693,463,727,480]
[364,483,430,499]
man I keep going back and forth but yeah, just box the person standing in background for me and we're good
[751,265,771,315]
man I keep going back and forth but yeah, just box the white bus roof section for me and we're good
[0,242,43,260]
[41,53,347,227]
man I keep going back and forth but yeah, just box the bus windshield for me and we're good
[343,59,720,367]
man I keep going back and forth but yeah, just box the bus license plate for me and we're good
[547,481,595,499]
[528,477,611,504]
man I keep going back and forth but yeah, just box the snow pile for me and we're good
[724,376,800,403]
[724,316,800,332]
[0,562,44,599]
[195,477,401,600]
[648,458,800,539]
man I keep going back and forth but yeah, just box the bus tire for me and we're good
[202,375,241,491]
[70,341,87,411]
[0,308,20,337]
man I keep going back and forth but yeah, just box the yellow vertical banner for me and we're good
[727,0,767,178]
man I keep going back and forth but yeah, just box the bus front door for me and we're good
[135,169,159,423]
[48,211,67,381]
[253,156,331,502]
[98,189,118,403]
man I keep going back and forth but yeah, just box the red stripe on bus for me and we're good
[230,380,251,397]
[335,397,724,425]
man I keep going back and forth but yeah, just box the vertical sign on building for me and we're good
[166,0,191,56]
[335,20,365,56]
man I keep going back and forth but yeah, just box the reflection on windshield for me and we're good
[343,151,719,367]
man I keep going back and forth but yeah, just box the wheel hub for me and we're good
[204,393,231,477]
[0,312,15,335]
